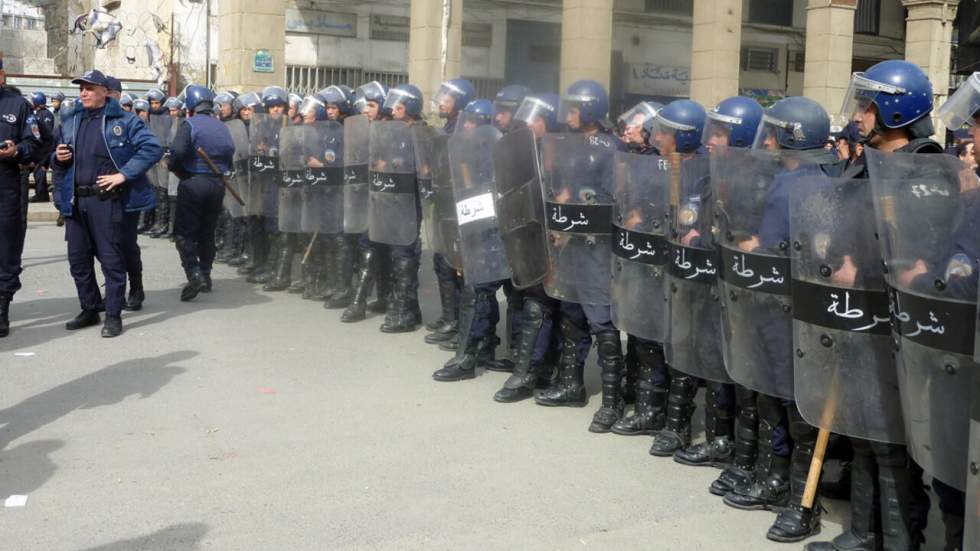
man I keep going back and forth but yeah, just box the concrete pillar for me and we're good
[690,0,742,108]
[216,0,286,93]
[802,0,858,118]
[559,0,613,94]
[902,0,958,137]
[409,0,463,116]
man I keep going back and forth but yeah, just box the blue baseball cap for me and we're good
[71,69,109,88]
[105,76,122,92]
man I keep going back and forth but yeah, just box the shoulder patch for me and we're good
[112,124,124,136]
[1,113,16,124]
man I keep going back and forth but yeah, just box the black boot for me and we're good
[433,285,478,382]
[675,382,735,467]
[424,271,459,345]
[875,442,915,551]
[611,339,668,435]
[299,243,320,298]
[124,280,145,311]
[650,368,697,456]
[137,207,156,234]
[711,385,759,496]
[941,511,964,551]
[588,330,625,433]
[238,219,267,275]
[228,218,253,267]
[369,252,392,314]
[308,239,333,300]
[622,335,639,405]
[263,233,294,291]
[494,299,548,403]
[534,318,588,407]
[248,231,279,284]
[767,406,822,543]
[724,395,790,510]
[325,234,355,308]
[380,255,421,333]
[216,215,238,263]
[805,440,877,551]
[341,247,375,323]
[150,189,170,238]
[166,196,177,239]
[0,295,10,338]
[176,235,206,302]
[289,234,312,294]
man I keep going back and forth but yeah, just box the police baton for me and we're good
[195,147,246,206]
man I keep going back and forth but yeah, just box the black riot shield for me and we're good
[449,124,510,285]
[224,118,249,218]
[539,133,617,305]
[713,148,825,400]
[368,120,418,246]
[430,133,461,269]
[493,126,548,289]
[610,152,670,342]
[343,114,370,234]
[277,121,306,232]
[249,113,283,219]
[298,121,345,235]
[867,149,978,490]
[149,115,173,190]
[790,176,905,443]
[664,154,730,382]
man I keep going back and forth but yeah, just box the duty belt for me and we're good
[75,185,121,200]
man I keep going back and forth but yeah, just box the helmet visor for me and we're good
[837,72,905,127]
[455,110,491,133]
[938,73,980,130]
[239,92,261,109]
[298,96,325,120]
[617,102,659,134]
[514,96,555,127]
[432,82,465,115]
[702,111,747,148]
[383,88,418,114]
[752,114,803,150]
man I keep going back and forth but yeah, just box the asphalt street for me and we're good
[0,222,947,550]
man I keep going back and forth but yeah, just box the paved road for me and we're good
[1,222,946,550]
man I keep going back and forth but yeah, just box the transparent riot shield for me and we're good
[224,118,249,218]
[967,310,979,549]
[868,148,978,490]
[539,133,617,305]
[368,120,418,246]
[712,148,827,400]
[413,124,441,246]
[298,121,345,235]
[343,114,370,234]
[790,176,904,443]
[430,133,462,269]
[664,154,730,382]
[449,124,509,285]
[279,122,309,232]
[248,113,284,218]
[149,115,173,191]
[493,126,548,289]
[610,151,670,342]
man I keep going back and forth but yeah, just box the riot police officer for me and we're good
[244,87,288,286]
[492,84,532,134]
[166,85,235,301]
[534,80,627,434]
[492,92,565,402]
[28,92,55,203]
[52,69,162,337]
[0,55,39,338]
[616,101,661,154]
[424,78,475,348]
[148,96,184,240]
[804,59,958,551]
[228,91,263,271]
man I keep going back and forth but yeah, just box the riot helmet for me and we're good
[648,99,705,155]
[456,99,493,132]
[559,80,608,131]
[29,92,46,107]
[184,85,214,113]
[703,96,763,152]
[618,101,662,146]
[839,60,934,140]
[385,84,423,120]
[316,85,354,118]
[298,95,328,123]
[515,93,560,137]
[354,81,388,118]
[493,84,532,130]
[433,78,475,119]
[754,96,831,151]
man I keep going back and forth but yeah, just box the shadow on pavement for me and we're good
[0,351,194,497]
[75,522,209,551]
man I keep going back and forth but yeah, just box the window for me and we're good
[741,46,780,73]
[286,66,408,96]
[748,0,793,27]
[792,51,805,73]
[855,0,880,35]
[644,0,693,16]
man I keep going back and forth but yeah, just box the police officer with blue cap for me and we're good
[52,69,162,337]
[166,85,235,301]
[0,54,40,338]
[27,92,55,203]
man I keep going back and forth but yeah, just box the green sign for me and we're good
[253,49,274,73]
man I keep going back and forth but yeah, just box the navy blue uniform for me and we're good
[32,107,55,198]
[167,112,235,278]
[0,87,39,301]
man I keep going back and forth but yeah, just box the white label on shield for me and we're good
[456,193,496,226]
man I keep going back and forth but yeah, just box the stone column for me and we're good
[903,0,958,137]
[690,0,743,108]
[559,0,613,94]
[802,0,858,119]
[216,0,286,93]
[409,0,463,116]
